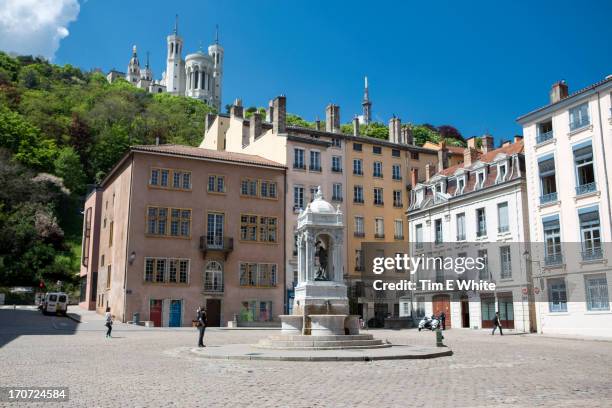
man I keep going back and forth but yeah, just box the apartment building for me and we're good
[407,136,536,332]
[79,144,285,327]
[200,96,437,317]
[517,76,612,337]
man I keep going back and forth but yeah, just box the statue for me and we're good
[314,240,329,281]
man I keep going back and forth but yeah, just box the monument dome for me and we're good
[308,187,337,214]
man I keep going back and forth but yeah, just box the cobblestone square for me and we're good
[2,307,612,407]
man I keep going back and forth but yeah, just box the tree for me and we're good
[54,146,86,195]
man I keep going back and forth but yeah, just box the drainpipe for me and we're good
[122,154,135,323]
[595,92,612,238]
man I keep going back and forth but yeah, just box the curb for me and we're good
[65,313,82,324]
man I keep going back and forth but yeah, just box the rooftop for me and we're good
[438,140,524,177]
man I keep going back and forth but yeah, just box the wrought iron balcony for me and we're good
[544,253,563,266]
[354,231,365,238]
[374,233,385,239]
[394,235,405,240]
[199,236,233,260]
[575,182,597,196]
[536,131,554,144]
[204,282,224,293]
[540,192,558,204]
[581,248,603,262]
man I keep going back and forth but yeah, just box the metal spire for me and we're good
[146,51,150,68]
[174,14,178,34]
[215,24,219,44]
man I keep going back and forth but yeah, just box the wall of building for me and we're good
[79,189,102,311]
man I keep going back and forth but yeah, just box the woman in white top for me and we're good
[104,307,113,338]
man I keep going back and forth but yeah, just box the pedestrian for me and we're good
[104,307,113,338]
[492,311,503,335]
[196,306,207,347]
[439,311,446,330]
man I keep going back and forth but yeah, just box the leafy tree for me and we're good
[362,122,389,140]
[286,114,315,129]
[411,124,441,146]
[54,146,86,195]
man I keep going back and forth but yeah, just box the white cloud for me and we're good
[0,0,80,60]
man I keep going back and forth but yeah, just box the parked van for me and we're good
[41,292,68,315]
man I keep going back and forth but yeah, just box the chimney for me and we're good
[425,164,433,182]
[325,104,340,133]
[230,98,243,119]
[266,100,274,122]
[437,141,448,172]
[315,117,321,131]
[514,135,523,144]
[550,80,569,104]
[388,117,401,143]
[272,95,286,134]
[410,168,419,187]
[481,134,494,153]
[466,136,477,150]
[463,147,479,167]
[402,126,413,145]
[249,112,262,141]
[352,116,360,136]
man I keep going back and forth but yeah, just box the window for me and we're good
[332,156,342,172]
[293,186,304,210]
[147,206,190,238]
[204,261,223,292]
[354,216,364,237]
[478,249,489,280]
[240,215,277,243]
[240,300,273,322]
[206,213,224,248]
[579,207,602,261]
[569,102,590,131]
[294,148,305,169]
[537,120,553,144]
[456,177,465,195]
[332,183,342,201]
[373,161,383,177]
[150,168,191,190]
[435,258,444,283]
[81,208,92,267]
[241,178,258,197]
[353,143,362,152]
[106,265,111,289]
[260,180,278,199]
[392,164,401,180]
[456,213,466,241]
[331,138,341,148]
[496,163,507,183]
[108,221,114,247]
[355,249,363,271]
[375,218,384,238]
[353,159,363,175]
[411,152,419,160]
[548,278,567,312]
[416,297,425,317]
[538,155,557,203]
[434,219,443,244]
[309,186,318,202]
[145,257,189,284]
[354,185,364,203]
[393,190,402,207]
[415,224,423,249]
[475,171,485,190]
[476,208,487,237]
[543,216,562,265]
[309,150,321,171]
[500,246,512,279]
[573,142,596,195]
[585,275,609,311]
[155,258,166,282]
[392,149,400,158]
[374,187,383,205]
[240,263,277,287]
[394,219,404,239]
[497,202,509,233]
[145,258,154,282]
[208,175,225,193]
[373,146,382,154]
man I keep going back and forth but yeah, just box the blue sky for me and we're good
[12,0,612,141]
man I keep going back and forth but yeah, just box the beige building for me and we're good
[80,144,286,327]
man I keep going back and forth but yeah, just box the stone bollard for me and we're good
[435,327,445,347]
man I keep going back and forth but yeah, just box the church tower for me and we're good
[207,25,224,111]
[361,76,372,125]
[126,45,140,84]
[138,51,153,90]
[165,15,186,95]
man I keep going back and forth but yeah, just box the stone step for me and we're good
[267,334,375,342]
[254,343,392,351]
[256,339,387,349]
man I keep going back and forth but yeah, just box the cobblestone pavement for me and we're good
[2,307,612,407]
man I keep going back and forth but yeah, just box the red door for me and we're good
[432,294,451,328]
[150,299,162,327]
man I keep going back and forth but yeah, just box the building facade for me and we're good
[407,136,536,332]
[80,144,285,327]
[517,77,612,337]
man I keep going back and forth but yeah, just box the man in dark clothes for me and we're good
[196,306,207,347]
[492,311,503,335]
[439,311,446,330]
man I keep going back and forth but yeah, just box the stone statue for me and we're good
[315,240,329,281]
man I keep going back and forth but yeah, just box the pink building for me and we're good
[79,144,286,327]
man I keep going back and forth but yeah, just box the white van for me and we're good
[41,292,68,315]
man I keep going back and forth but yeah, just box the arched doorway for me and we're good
[204,261,223,327]
[432,294,451,329]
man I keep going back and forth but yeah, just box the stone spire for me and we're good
[361,76,372,125]
[126,45,140,84]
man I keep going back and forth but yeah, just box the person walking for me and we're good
[491,311,503,335]
[104,307,113,338]
[196,306,207,347]
[439,311,446,330]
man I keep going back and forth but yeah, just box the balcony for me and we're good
[582,248,603,262]
[394,235,405,240]
[199,236,234,260]
[540,192,558,204]
[293,163,305,170]
[544,253,563,266]
[204,281,224,293]
[332,167,343,173]
[536,130,554,145]
[374,233,385,239]
[354,231,365,238]
[309,165,322,172]
[332,196,343,202]
[353,198,364,204]
[575,182,597,196]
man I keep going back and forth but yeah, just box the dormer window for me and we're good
[456,176,466,195]
[496,162,507,184]
[475,170,486,190]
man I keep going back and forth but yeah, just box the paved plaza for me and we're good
[1,306,612,407]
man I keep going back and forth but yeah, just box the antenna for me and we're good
[174,14,178,34]
[215,24,219,44]
[146,51,150,68]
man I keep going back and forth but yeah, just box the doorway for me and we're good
[150,299,162,327]
[460,295,470,328]
[432,294,451,328]
[206,299,221,327]
[169,299,182,327]
[498,293,515,329]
